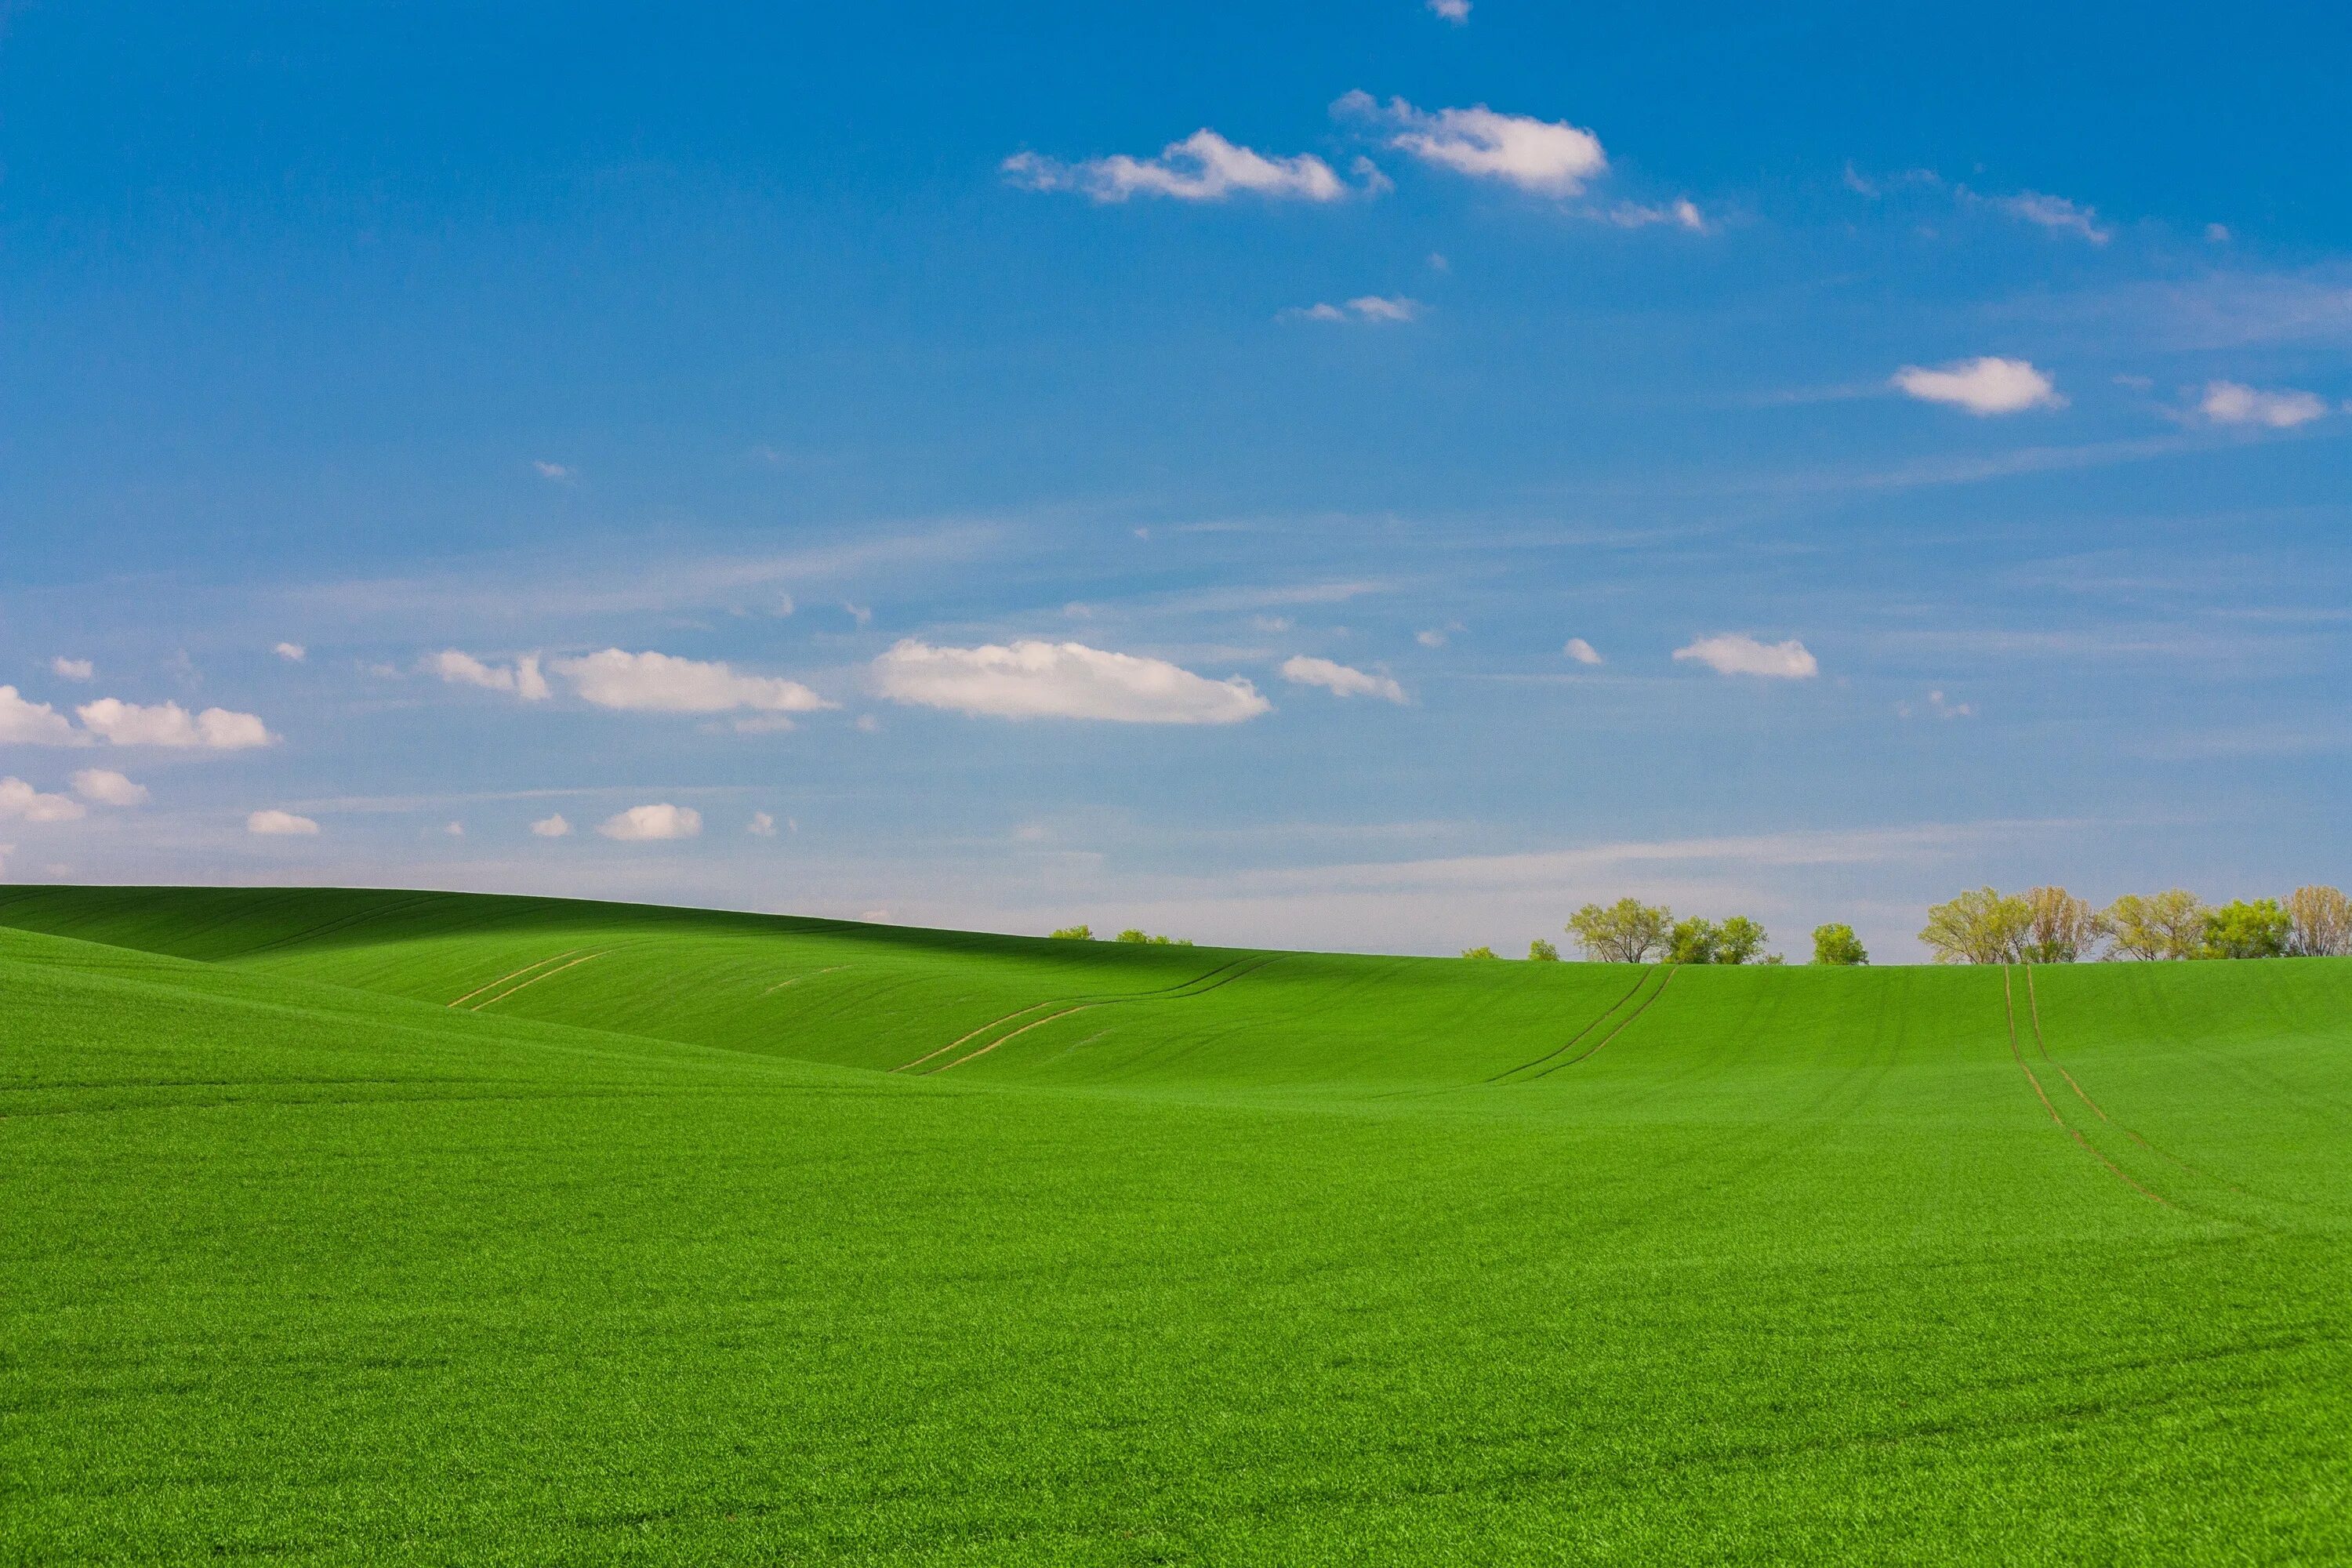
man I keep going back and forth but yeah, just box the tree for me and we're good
[1715,916,1769,965]
[1526,938,1560,962]
[1918,887,2031,964]
[1668,916,1719,964]
[1812,924,1867,965]
[1460,946,1499,960]
[2285,886,2352,957]
[1566,899,1672,962]
[2017,886,2105,963]
[2204,898,2290,960]
[1114,928,1150,943]
[2103,891,2206,960]
[1049,925,1093,941]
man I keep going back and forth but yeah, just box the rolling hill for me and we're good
[3,886,2347,1564]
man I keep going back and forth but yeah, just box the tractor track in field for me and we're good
[893,953,1287,1075]
[1483,968,1656,1083]
[459,951,609,1011]
[2002,967,2170,1207]
[2020,964,2247,1196]
[1519,964,1680,1082]
[762,966,848,996]
[448,950,586,1008]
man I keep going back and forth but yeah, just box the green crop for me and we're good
[3,886,2347,1564]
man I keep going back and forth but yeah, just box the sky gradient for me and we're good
[3,1,2348,956]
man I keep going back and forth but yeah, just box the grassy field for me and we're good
[3,885,2348,1564]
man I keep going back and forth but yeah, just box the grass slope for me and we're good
[2,886,2348,1564]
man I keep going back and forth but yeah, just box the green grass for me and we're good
[2,885,2347,1565]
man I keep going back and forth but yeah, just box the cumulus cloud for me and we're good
[1563,637,1604,666]
[76,699,274,750]
[748,811,778,837]
[2199,380,2328,428]
[424,650,550,700]
[875,639,1271,724]
[1281,656,1408,703]
[71,769,148,806]
[1284,294,1421,324]
[273,642,307,662]
[1338,92,1606,195]
[598,803,702,841]
[533,460,574,481]
[530,813,572,837]
[1427,0,1470,19]
[1993,191,2111,244]
[0,777,86,822]
[1891,357,2063,415]
[1673,633,1820,680]
[1002,130,1352,203]
[0,687,81,746]
[248,809,319,836]
[51,657,93,681]
[554,648,832,715]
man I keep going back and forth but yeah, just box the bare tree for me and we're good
[2285,885,2352,957]
[1566,899,1673,962]
[2103,890,2207,960]
[1918,887,2031,964]
[2018,886,2105,962]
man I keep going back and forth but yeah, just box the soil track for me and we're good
[2003,967,2169,1207]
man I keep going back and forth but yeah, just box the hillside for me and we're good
[4,886,2348,1564]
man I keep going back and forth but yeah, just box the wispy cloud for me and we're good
[1891,357,2064,415]
[1280,656,1407,703]
[875,639,1271,724]
[1003,130,1356,203]
[1673,633,1819,679]
[2198,380,2328,428]
[1989,191,2111,244]
[49,657,93,681]
[1336,92,1606,196]
[1282,295,1421,324]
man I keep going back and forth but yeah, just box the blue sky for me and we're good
[3,0,2348,956]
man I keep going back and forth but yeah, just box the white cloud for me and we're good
[1416,630,1448,648]
[1891,356,2064,415]
[875,638,1271,724]
[530,813,572,837]
[0,687,81,746]
[71,769,148,806]
[1002,130,1352,204]
[443,820,465,837]
[533,460,574,481]
[1673,633,1820,679]
[1563,637,1604,666]
[598,803,702,841]
[554,648,832,715]
[1338,93,1606,196]
[1428,0,1471,18]
[1606,198,1706,231]
[248,809,319,837]
[2199,380,2328,428]
[1993,191,2111,244]
[2205,223,2231,243]
[748,811,778,837]
[76,699,274,750]
[0,777,86,822]
[273,642,307,662]
[1283,294,1421,324]
[424,650,550,700]
[1281,655,1408,703]
[50,657,94,681]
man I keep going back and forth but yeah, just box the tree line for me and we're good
[1918,885,2351,964]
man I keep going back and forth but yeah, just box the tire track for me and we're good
[2022,963,2242,1192]
[903,954,1287,1076]
[1485,967,1657,1083]
[1523,964,1681,1081]
[463,951,608,1011]
[889,953,1267,1073]
[448,949,585,1008]
[2002,967,2170,1207]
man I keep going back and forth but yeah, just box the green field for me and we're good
[3,886,2348,1564]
